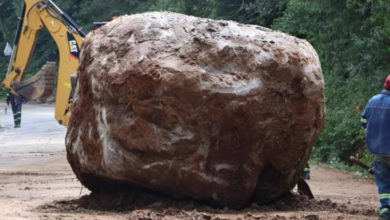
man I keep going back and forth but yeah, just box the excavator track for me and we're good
[12,61,56,101]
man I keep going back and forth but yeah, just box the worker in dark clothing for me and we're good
[361,75,390,220]
[6,93,23,128]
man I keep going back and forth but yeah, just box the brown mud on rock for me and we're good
[66,12,325,208]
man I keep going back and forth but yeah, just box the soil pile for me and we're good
[66,12,325,208]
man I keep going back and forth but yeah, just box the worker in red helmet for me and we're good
[361,75,390,220]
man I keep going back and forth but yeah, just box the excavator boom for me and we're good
[2,0,85,126]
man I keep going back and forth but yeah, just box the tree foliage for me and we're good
[1,0,390,163]
[274,0,390,161]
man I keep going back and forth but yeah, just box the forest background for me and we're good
[1,0,389,164]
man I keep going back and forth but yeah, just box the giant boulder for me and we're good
[66,12,325,208]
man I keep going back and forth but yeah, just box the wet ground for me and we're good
[0,103,380,219]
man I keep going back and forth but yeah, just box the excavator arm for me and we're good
[2,0,85,126]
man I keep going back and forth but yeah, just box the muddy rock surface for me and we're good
[66,12,325,208]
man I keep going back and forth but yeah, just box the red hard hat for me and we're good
[385,75,390,90]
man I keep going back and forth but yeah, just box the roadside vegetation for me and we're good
[1,0,389,166]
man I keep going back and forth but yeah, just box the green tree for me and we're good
[274,0,390,161]
[0,0,22,98]
[210,0,289,26]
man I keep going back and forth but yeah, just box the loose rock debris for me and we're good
[39,192,376,219]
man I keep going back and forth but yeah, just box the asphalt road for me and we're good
[0,103,66,167]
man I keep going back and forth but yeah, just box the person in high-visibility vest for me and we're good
[361,75,390,220]
[6,93,23,128]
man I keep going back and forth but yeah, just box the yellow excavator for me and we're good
[2,0,86,126]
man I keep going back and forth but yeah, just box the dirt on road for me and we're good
[0,103,379,219]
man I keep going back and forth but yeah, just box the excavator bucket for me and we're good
[12,62,56,101]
